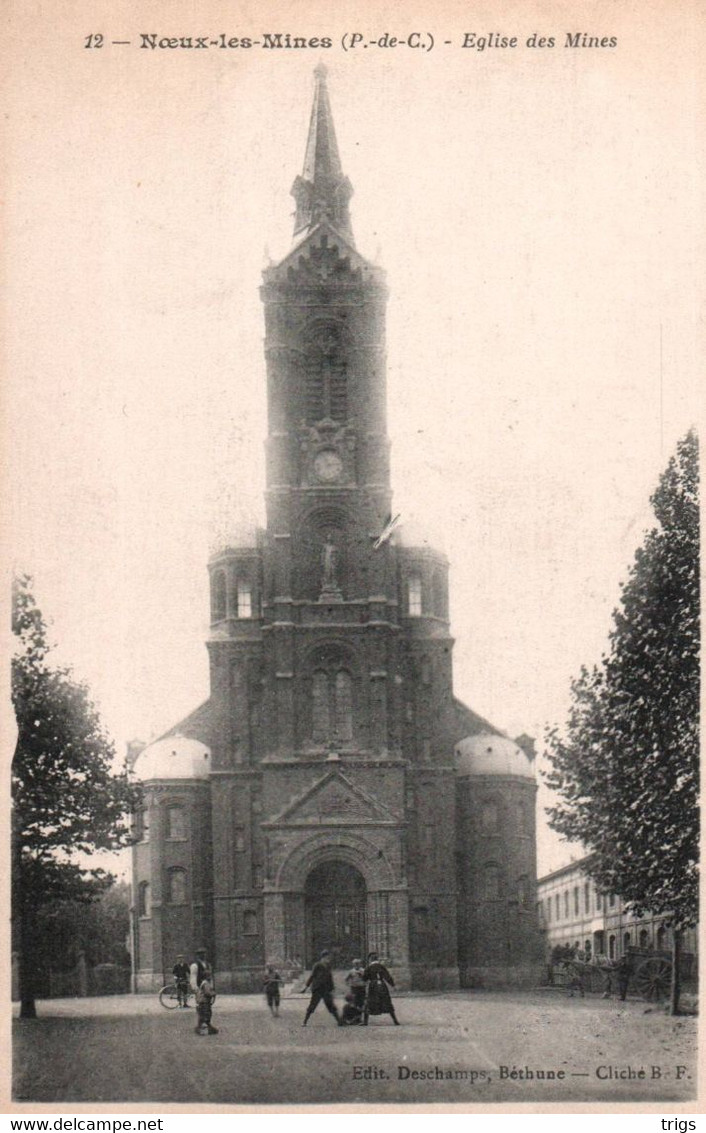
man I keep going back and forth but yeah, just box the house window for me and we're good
[545,899,551,923]
[584,883,591,914]
[211,570,226,620]
[608,893,616,909]
[236,578,252,619]
[555,894,560,920]
[564,891,569,919]
[573,887,579,916]
[596,892,603,911]
[167,868,187,905]
[138,881,151,918]
[408,575,422,617]
[624,932,632,953]
[243,910,258,936]
[166,806,185,840]
[608,934,616,960]
[639,929,650,949]
[656,925,667,950]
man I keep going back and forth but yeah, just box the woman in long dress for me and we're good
[362,951,400,1025]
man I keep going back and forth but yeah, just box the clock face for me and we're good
[314,449,343,483]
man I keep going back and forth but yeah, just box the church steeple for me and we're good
[291,65,354,245]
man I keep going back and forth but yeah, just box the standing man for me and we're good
[172,954,190,1007]
[302,950,342,1027]
[190,947,218,1034]
[616,952,633,1001]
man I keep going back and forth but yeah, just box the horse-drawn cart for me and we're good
[555,947,675,1000]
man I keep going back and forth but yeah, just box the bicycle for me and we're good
[159,981,193,1009]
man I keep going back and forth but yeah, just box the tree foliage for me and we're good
[12,576,140,1013]
[544,430,699,930]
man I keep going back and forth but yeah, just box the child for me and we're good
[341,991,363,1025]
[263,964,283,1017]
[195,964,218,1035]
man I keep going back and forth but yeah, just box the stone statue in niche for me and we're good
[320,532,343,601]
[322,533,338,589]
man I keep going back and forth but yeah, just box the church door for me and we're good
[304,861,367,967]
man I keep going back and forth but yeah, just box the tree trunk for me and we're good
[18,904,38,1018]
[669,928,681,1016]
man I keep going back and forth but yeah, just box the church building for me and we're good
[131,68,542,991]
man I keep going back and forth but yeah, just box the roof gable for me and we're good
[265,768,399,827]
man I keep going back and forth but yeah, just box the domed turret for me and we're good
[455,733,535,780]
[133,736,211,782]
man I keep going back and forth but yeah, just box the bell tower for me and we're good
[206,68,459,990]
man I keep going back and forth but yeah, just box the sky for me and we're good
[5,0,701,875]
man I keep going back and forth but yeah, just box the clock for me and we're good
[314,449,343,483]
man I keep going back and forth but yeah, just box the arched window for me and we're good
[584,883,591,913]
[408,574,422,617]
[309,654,355,746]
[167,868,187,905]
[608,934,616,960]
[236,578,252,619]
[432,570,444,617]
[420,657,432,686]
[639,929,650,949]
[334,670,353,741]
[137,809,150,843]
[305,326,347,424]
[138,881,151,918]
[624,932,632,953]
[517,801,528,836]
[656,925,667,950]
[243,910,258,936]
[166,806,186,841]
[312,670,330,743]
[554,894,560,920]
[573,887,579,916]
[484,864,501,900]
[211,571,226,621]
[481,800,499,834]
[564,891,569,918]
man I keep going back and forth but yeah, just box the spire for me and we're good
[291,66,354,245]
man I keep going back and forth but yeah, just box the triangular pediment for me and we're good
[264,225,383,288]
[266,769,397,826]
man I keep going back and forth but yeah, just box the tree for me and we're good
[11,576,140,1017]
[544,430,699,1012]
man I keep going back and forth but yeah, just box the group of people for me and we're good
[172,948,218,1036]
[171,948,400,1035]
[303,950,399,1027]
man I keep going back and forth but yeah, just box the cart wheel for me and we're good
[159,983,181,1009]
[634,958,672,1000]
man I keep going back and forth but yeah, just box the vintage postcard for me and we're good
[5,0,702,1113]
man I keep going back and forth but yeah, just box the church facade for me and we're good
[131,68,542,992]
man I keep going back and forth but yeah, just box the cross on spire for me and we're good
[291,67,355,245]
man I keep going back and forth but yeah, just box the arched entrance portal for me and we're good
[304,861,367,967]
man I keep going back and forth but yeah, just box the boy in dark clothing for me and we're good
[302,950,342,1026]
[194,964,218,1036]
[263,964,283,1017]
